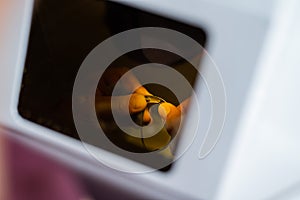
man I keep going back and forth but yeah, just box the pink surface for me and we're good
[0,129,88,200]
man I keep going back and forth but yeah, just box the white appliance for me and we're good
[0,0,299,199]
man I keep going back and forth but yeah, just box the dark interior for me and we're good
[18,0,206,171]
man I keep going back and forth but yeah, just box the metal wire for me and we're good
[139,95,166,151]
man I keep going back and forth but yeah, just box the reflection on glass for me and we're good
[18,0,206,171]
